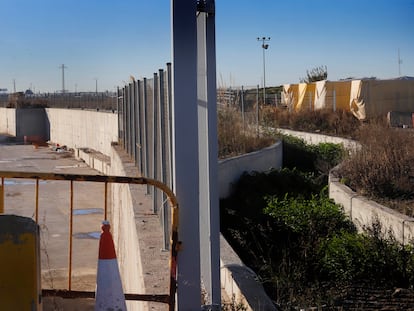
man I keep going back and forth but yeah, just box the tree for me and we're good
[300,65,328,83]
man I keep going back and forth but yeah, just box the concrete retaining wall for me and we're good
[46,108,118,156]
[109,148,146,311]
[277,128,359,151]
[329,173,414,245]
[0,107,16,136]
[0,107,117,157]
[218,141,283,199]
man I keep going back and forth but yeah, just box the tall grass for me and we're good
[217,106,274,159]
[337,119,414,213]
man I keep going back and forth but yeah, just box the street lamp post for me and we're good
[257,36,270,105]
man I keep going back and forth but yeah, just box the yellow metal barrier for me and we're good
[0,170,179,311]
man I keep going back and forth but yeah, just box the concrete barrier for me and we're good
[329,172,414,245]
[218,141,283,199]
[277,128,359,151]
[0,107,16,136]
[220,235,276,311]
[46,108,118,156]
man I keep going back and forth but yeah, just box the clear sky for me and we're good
[1,0,413,93]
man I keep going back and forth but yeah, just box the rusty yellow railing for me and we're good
[0,171,179,311]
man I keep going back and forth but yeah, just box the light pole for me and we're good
[257,36,270,105]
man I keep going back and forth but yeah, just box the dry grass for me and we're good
[218,106,274,159]
[262,107,360,138]
[337,119,414,214]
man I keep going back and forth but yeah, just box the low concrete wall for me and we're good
[0,107,16,136]
[0,107,117,157]
[218,141,283,199]
[220,235,276,311]
[46,108,118,156]
[277,128,359,151]
[329,173,414,245]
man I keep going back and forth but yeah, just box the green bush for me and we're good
[221,168,414,308]
[282,135,345,177]
[318,220,414,288]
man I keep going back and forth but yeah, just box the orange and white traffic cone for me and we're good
[95,220,127,311]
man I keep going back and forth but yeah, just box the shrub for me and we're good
[282,135,345,179]
[338,120,414,201]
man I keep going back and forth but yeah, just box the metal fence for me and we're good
[117,63,173,250]
[0,92,117,111]
[0,171,179,310]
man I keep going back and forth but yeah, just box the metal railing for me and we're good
[0,171,179,311]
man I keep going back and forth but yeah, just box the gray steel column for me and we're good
[143,78,151,195]
[158,69,170,250]
[131,81,137,163]
[136,80,143,173]
[122,87,127,149]
[166,63,173,191]
[197,1,220,308]
[171,1,201,310]
[152,73,159,213]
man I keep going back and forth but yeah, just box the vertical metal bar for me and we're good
[241,85,245,131]
[166,62,173,191]
[256,84,259,137]
[128,84,133,156]
[104,182,108,220]
[159,68,169,250]
[132,80,137,163]
[0,177,4,214]
[125,85,129,153]
[35,179,39,223]
[68,180,74,290]
[136,80,142,173]
[117,87,122,144]
[197,4,221,307]
[123,87,127,149]
[171,1,201,309]
[143,78,151,194]
[152,73,159,214]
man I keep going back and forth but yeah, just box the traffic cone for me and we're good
[95,220,127,311]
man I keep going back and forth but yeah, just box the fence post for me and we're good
[197,2,221,307]
[152,73,159,213]
[256,84,259,137]
[143,78,151,195]
[171,0,201,309]
[131,81,137,163]
[136,80,142,172]
[241,85,245,130]
[158,69,170,250]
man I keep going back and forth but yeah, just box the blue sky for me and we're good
[1,0,413,93]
